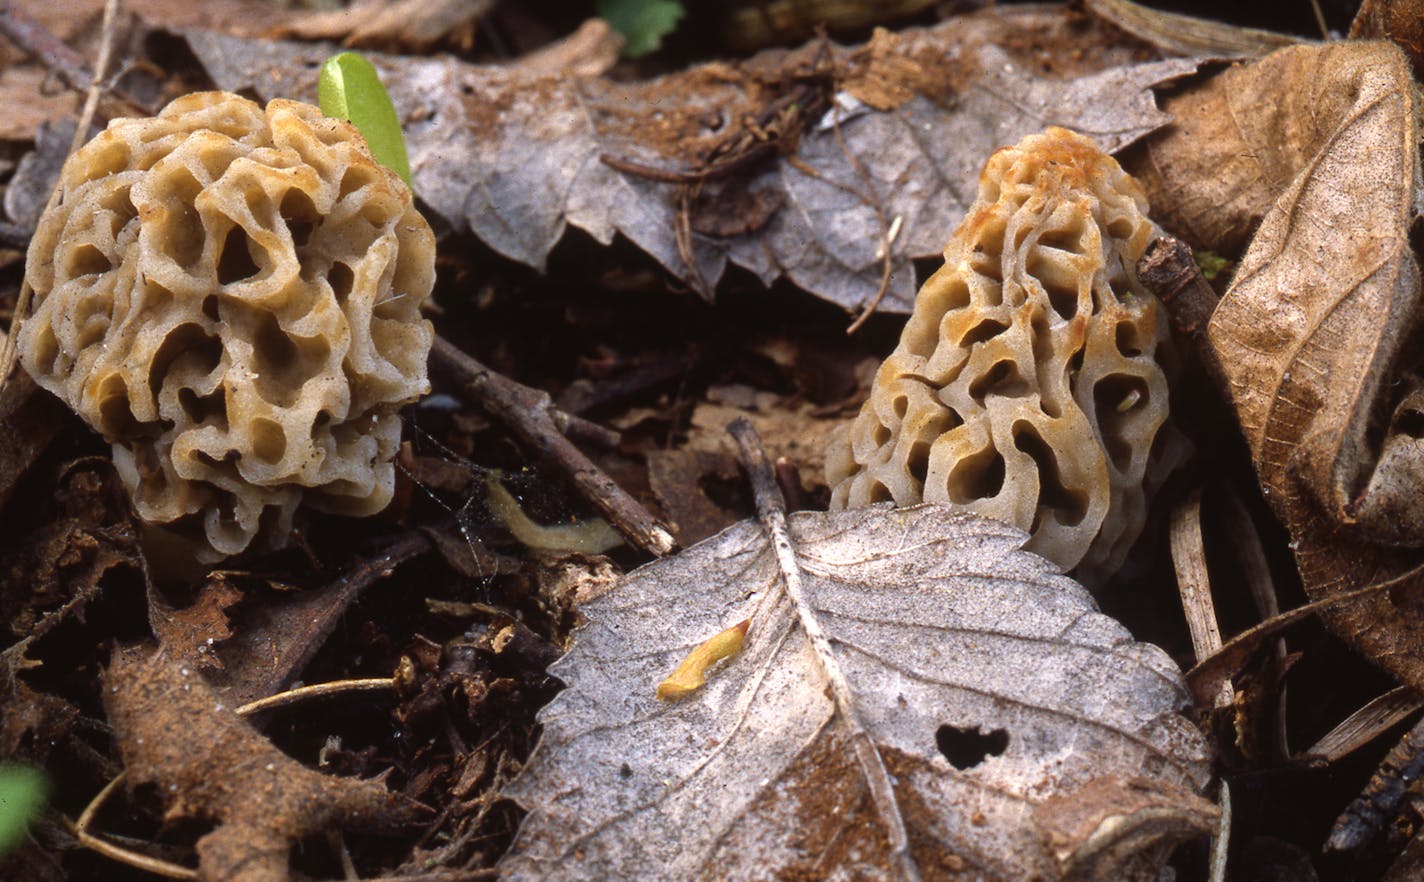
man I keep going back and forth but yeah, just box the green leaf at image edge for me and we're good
[598,0,685,58]
[318,51,412,187]
[0,765,48,856]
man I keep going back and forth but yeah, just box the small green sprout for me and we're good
[1196,249,1231,282]
[318,51,412,187]
[0,764,47,856]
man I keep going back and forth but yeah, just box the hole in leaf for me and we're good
[936,724,1008,769]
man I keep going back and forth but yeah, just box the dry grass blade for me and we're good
[1304,686,1423,764]
[1169,489,1229,709]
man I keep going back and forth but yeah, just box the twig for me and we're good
[1218,483,1292,758]
[1326,712,1424,852]
[0,0,123,391]
[429,334,674,556]
[74,772,197,879]
[1208,780,1231,882]
[0,4,149,114]
[1135,236,1229,394]
[235,677,395,716]
[727,417,920,882]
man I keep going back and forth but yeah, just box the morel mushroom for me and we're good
[826,127,1185,583]
[18,91,435,560]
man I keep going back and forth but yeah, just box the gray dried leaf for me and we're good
[499,504,1215,881]
[181,8,1202,314]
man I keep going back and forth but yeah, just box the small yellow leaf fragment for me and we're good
[656,619,750,701]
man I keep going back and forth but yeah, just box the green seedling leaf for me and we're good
[0,764,47,856]
[597,0,684,58]
[1196,249,1230,281]
[318,51,412,187]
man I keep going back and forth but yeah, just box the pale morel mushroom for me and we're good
[18,91,435,561]
[826,127,1186,584]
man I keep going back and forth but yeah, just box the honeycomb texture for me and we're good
[18,91,435,560]
[826,127,1184,583]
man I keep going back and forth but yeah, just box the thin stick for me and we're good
[727,417,920,882]
[1135,236,1228,395]
[1219,483,1292,758]
[235,677,395,716]
[430,334,674,556]
[1208,780,1231,882]
[0,0,123,390]
[73,772,199,880]
[1326,713,1424,852]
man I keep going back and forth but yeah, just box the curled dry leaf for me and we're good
[500,504,1215,881]
[1131,42,1424,688]
[181,7,1202,314]
[103,644,423,882]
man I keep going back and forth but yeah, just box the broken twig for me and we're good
[430,334,674,556]
[0,3,150,115]
[1135,236,1229,394]
[1326,713,1424,852]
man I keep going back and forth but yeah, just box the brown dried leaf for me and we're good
[103,644,423,882]
[500,505,1215,881]
[182,7,1202,314]
[209,533,430,705]
[1139,42,1424,688]
[269,0,494,51]
[0,371,65,512]
[148,574,244,672]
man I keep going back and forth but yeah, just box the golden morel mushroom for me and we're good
[18,91,435,560]
[826,127,1185,583]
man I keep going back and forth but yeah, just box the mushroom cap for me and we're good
[19,91,436,560]
[826,127,1187,584]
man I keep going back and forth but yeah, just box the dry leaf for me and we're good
[1139,42,1424,689]
[103,645,423,882]
[500,504,1215,881]
[269,0,494,51]
[181,7,1202,314]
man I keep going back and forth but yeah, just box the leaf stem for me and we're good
[726,417,920,882]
